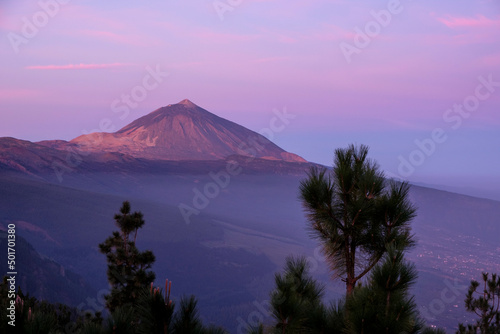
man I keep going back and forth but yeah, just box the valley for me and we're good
[0,100,498,332]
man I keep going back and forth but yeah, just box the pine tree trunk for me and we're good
[346,278,355,296]
[346,239,356,296]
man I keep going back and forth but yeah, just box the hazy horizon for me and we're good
[1,0,499,199]
[1,2,500,329]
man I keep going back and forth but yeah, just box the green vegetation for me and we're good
[256,246,444,333]
[269,256,344,333]
[0,279,103,334]
[1,144,496,333]
[251,145,447,333]
[457,272,500,333]
[344,245,423,333]
[299,144,416,295]
[1,201,226,334]
[98,201,156,312]
[269,256,332,333]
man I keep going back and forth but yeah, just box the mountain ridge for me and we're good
[1,102,499,331]
[68,99,307,162]
[0,99,310,178]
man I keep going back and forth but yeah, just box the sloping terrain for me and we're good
[0,100,498,332]
[0,229,96,306]
[1,170,499,331]
[38,99,305,162]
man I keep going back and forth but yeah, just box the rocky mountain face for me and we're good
[0,99,308,177]
[0,99,307,178]
[67,99,305,162]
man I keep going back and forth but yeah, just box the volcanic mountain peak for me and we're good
[178,98,197,108]
[117,99,213,135]
[69,100,306,163]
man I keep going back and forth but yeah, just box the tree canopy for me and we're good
[299,144,416,295]
[99,201,156,312]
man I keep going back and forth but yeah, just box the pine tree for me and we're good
[457,272,500,334]
[307,300,345,334]
[269,256,330,333]
[136,280,174,334]
[170,295,227,333]
[299,144,416,296]
[344,245,423,333]
[105,305,136,334]
[99,201,156,312]
[246,324,264,334]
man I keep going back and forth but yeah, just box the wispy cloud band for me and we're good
[438,14,500,28]
[25,63,134,70]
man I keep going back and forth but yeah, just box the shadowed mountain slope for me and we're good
[0,229,96,306]
[1,100,499,332]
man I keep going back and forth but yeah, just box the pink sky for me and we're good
[0,0,499,197]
